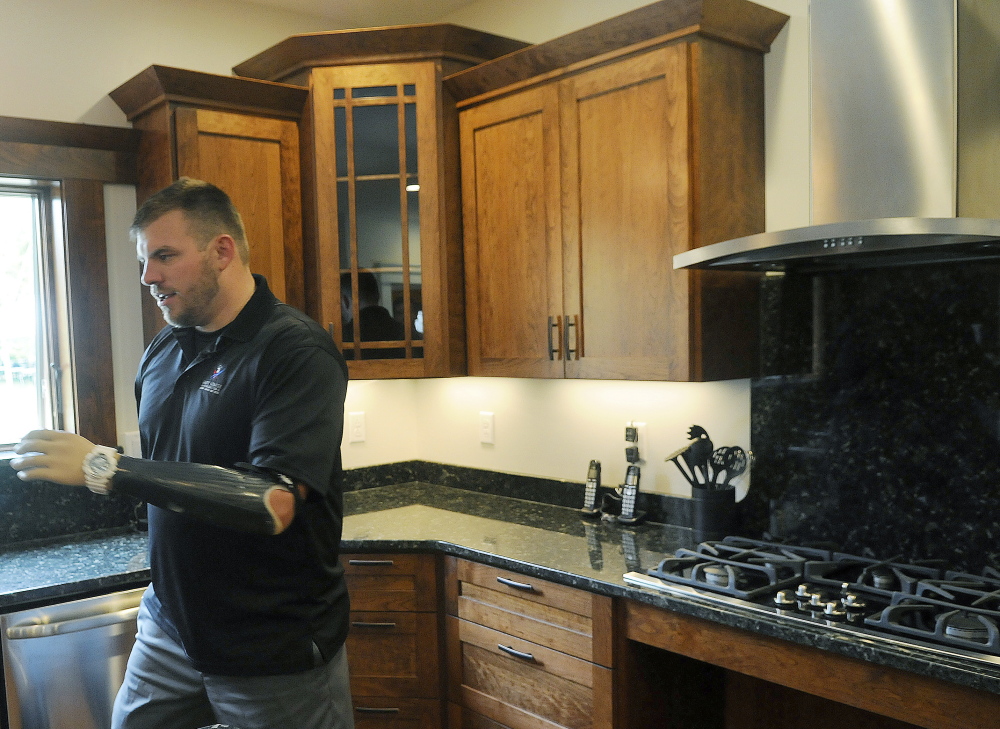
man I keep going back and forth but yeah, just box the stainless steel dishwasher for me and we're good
[2,585,147,729]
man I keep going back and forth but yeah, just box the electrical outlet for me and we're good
[625,421,647,463]
[479,411,495,444]
[122,431,142,457]
[348,412,366,443]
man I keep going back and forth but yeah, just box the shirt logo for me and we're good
[199,364,226,395]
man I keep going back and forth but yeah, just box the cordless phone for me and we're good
[617,465,645,525]
[581,459,602,517]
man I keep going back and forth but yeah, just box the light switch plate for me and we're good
[479,411,495,444]
[348,412,366,443]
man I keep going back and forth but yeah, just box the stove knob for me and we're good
[824,601,846,618]
[795,584,812,598]
[842,593,867,610]
[774,590,797,607]
[809,593,825,607]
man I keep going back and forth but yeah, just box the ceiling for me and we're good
[244,0,478,28]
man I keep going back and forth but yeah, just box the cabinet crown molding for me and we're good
[444,0,789,102]
[232,23,531,83]
[109,65,309,121]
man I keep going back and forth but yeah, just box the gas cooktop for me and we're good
[624,536,1000,669]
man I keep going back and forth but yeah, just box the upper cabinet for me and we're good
[451,0,788,381]
[233,25,529,380]
[110,66,309,344]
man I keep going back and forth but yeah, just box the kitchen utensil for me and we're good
[687,434,714,485]
[709,446,732,487]
[719,447,749,488]
[687,425,710,441]
[664,443,698,486]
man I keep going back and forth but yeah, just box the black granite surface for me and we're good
[747,264,1000,574]
[0,462,140,546]
[344,460,694,526]
[3,480,998,697]
[0,457,691,552]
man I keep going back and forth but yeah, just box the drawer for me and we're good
[448,701,510,729]
[353,696,442,729]
[344,553,438,612]
[446,559,613,666]
[347,611,440,698]
[446,616,613,729]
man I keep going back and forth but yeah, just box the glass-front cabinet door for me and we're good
[310,62,463,378]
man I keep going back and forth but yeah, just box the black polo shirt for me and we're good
[135,275,350,676]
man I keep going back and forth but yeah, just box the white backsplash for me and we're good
[342,377,751,498]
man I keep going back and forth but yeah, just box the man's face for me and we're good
[137,210,220,329]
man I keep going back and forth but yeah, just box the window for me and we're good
[0,180,74,447]
[0,115,139,450]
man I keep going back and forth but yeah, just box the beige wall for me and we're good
[2,0,813,497]
[0,0,334,126]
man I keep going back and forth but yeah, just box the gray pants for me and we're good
[112,594,354,729]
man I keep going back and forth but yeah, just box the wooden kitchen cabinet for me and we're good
[110,66,308,344]
[233,26,529,379]
[444,557,615,729]
[454,0,787,381]
[343,553,444,729]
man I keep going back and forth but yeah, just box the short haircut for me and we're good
[131,178,250,264]
[340,271,381,307]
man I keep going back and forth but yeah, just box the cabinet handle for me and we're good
[547,316,562,360]
[348,559,394,566]
[351,621,397,629]
[497,643,537,662]
[356,707,401,714]
[496,576,535,591]
[564,315,578,359]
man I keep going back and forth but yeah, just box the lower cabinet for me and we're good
[444,557,615,729]
[343,553,443,729]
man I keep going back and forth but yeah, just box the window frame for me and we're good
[0,115,140,448]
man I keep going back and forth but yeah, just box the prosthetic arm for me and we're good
[113,456,298,536]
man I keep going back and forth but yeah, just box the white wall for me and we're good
[2,0,813,497]
[0,0,335,127]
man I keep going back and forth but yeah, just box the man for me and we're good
[340,271,406,359]
[10,179,353,729]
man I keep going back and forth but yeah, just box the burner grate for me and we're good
[648,541,809,600]
[867,593,1000,655]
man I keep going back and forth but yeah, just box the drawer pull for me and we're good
[348,559,395,566]
[356,707,401,714]
[351,621,397,629]
[496,576,535,591]
[498,643,536,662]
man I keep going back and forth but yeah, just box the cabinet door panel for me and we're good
[347,611,440,698]
[309,63,458,378]
[343,553,438,612]
[175,107,302,309]
[461,642,595,729]
[562,45,692,380]
[461,85,564,377]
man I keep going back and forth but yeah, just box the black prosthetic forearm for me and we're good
[113,457,294,536]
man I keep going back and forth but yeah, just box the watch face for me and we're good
[87,453,113,476]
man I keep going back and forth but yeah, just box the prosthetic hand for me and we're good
[11,430,297,536]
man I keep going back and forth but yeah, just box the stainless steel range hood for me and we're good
[674,217,1000,272]
[675,0,1000,273]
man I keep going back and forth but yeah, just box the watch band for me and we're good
[82,445,119,495]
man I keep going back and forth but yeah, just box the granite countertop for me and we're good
[2,481,998,697]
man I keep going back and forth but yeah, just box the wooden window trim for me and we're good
[0,116,137,446]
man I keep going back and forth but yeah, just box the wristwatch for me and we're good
[82,445,119,495]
